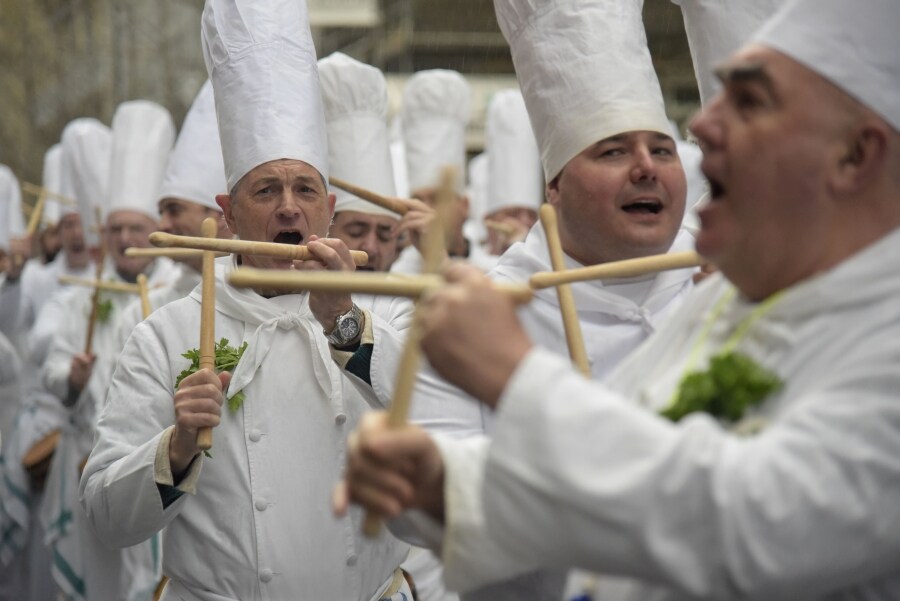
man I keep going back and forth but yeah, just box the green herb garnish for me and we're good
[96,298,114,323]
[661,352,782,424]
[175,338,249,413]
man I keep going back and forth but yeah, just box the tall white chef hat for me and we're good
[158,80,227,212]
[108,101,175,222]
[402,70,471,194]
[318,52,399,219]
[753,0,900,132]
[0,165,24,252]
[672,0,783,107]
[202,0,329,192]
[484,89,543,216]
[494,0,671,182]
[60,118,112,247]
[41,144,64,227]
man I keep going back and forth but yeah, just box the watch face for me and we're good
[338,317,360,340]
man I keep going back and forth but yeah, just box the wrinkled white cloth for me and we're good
[438,227,900,600]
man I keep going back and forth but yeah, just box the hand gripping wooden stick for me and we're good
[529,251,702,289]
[137,274,152,319]
[149,232,368,267]
[328,176,412,216]
[539,204,591,376]
[362,167,454,537]
[196,218,218,451]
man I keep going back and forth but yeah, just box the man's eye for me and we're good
[256,186,273,196]
[600,148,625,158]
[652,147,674,156]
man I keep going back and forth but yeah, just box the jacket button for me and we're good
[259,568,273,583]
[345,553,358,566]
[255,498,268,511]
[249,429,262,442]
[334,413,347,426]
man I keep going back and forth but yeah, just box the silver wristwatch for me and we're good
[326,303,364,347]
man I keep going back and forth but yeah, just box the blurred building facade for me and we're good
[0,0,697,184]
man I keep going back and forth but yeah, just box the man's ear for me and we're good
[546,174,563,209]
[831,121,889,197]
[216,194,238,236]
[327,192,336,220]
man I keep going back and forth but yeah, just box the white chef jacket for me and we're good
[38,257,177,600]
[114,264,201,348]
[80,258,409,601]
[0,254,94,360]
[438,227,900,600]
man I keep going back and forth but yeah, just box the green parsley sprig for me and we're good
[661,352,782,424]
[175,337,249,413]
[96,297,114,323]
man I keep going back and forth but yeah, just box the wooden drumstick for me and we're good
[227,269,534,304]
[84,246,107,355]
[126,247,227,259]
[483,219,518,236]
[149,232,368,267]
[21,182,77,206]
[529,251,702,289]
[137,274,152,319]
[196,218,218,451]
[362,167,454,537]
[58,275,142,294]
[539,204,590,376]
[328,176,412,216]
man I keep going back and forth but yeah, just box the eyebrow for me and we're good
[715,62,778,100]
[248,174,322,189]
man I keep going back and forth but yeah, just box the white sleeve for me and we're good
[79,318,187,548]
[474,346,900,600]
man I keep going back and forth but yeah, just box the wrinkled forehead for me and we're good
[333,210,399,227]
[236,158,326,196]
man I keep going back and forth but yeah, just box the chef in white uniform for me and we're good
[81,0,411,599]
[339,1,900,600]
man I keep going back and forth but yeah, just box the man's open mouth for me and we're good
[622,199,663,214]
[708,178,726,201]
[355,265,375,272]
[273,230,303,245]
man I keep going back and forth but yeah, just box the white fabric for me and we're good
[438,227,900,600]
[464,153,489,247]
[202,0,329,190]
[0,254,94,360]
[672,0,783,106]
[402,70,471,193]
[389,237,498,275]
[159,80,227,211]
[753,0,900,132]
[0,165,24,252]
[39,258,177,601]
[81,257,408,601]
[59,118,112,247]
[495,0,671,182]
[484,90,543,216]
[115,265,200,348]
[40,144,64,227]
[677,140,707,235]
[319,52,399,218]
[108,100,176,221]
